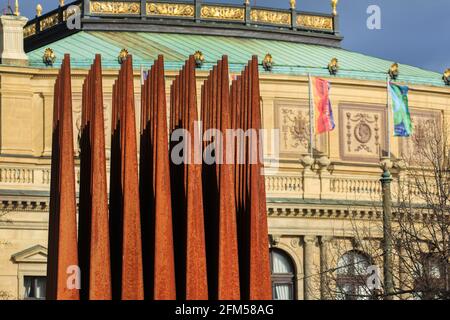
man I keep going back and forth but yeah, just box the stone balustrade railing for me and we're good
[0,166,80,191]
[2,164,431,205]
[329,176,382,195]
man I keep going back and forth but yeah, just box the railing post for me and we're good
[333,13,340,35]
[244,1,251,26]
[83,0,90,18]
[36,16,41,34]
[140,0,146,19]
[291,8,297,31]
[58,2,64,24]
[195,0,202,23]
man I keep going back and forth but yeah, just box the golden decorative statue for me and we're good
[328,58,339,75]
[443,69,450,86]
[194,51,205,68]
[331,0,339,16]
[118,49,129,64]
[59,0,65,7]
[263,53,274,71]
[42,48,56,66]
[290,0,296,10]
[36,4,43,17]
[389,63,399,80]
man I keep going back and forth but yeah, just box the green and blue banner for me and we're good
[389,83,413,137]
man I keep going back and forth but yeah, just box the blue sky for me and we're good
[6,0,449,73]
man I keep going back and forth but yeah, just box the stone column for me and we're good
[303,235,317,300]
[320,236,333,300]
[0,15,29,66]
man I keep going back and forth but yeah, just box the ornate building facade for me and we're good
[0,0,449,300]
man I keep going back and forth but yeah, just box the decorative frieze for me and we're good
[23,23,36,38]
[297,15,333,31]
[147,3,195,18]
[250,9,291,26]
[40,13,59,31]
[63,3,82,21]
[90,1,141,15]
[200,5,245,21]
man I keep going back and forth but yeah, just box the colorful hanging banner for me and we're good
[312,77,335,134]
[389,83,413,137]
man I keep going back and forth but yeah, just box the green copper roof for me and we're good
[27,31,445,87]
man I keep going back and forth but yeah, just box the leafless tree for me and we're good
[316,117,449,300]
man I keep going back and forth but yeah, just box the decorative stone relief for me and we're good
[290,237,300,248]
[275,100,329,158]
[339,105,387,162]
[400,110,442,164]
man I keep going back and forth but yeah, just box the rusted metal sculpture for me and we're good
[46,54,80,300]
[78,55,112,300]
[140,56,177,300]
[47,53,270,301]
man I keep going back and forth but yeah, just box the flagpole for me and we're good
[386,76,391,159]
[382,74,394,300]
[308,73,314,158]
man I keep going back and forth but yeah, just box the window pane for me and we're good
[272,250,294,274]
[35,278,46,299]
[354,256,370,275]
[273,283,293,300]
[24,277,32,298]
[337,253,352,275]
[24,276,46,300]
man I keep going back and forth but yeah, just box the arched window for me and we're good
[336,251,373,300]
[270,249,296,300]
[414,253,449,300]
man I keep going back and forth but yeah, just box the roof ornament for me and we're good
[194,51,205,68]
[118,49,129,64]
[14,0,19,16]
[331,0,339,16]
[262,53,273,72]
[388,63,399,80]
[36,4,43,17]
[328,58,339,75]
[43,48,56,66]
[290,0,296,10]
[59,0,65,7]
[443,69,450,86]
